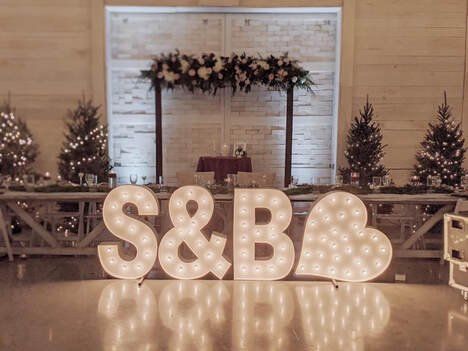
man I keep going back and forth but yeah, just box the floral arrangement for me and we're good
[140,50,314,95]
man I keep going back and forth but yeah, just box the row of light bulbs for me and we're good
[98,185,393,281]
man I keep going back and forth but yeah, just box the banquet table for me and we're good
[196,156,252,183]
[0,191,461,261]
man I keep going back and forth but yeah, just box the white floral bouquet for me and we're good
[141,50,313,95]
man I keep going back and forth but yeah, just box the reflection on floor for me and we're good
[0,258,467,351]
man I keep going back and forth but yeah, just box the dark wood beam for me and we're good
[285,88,294,187]
[155,86,163,183]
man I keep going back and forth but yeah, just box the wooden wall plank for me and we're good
[0,0,92,175]
[105,0,342,6]
[90,0,107,117]
[1,0,467,180]
[352,0,466,184]
[462,0,468,169]
[336,0,356,169]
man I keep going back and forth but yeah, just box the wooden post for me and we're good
[155,86,163,183]
[284,88,294,187]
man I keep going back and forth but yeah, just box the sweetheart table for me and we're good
[196,156,252,183]
[0,191,460,261]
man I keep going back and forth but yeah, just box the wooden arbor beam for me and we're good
[155,86,163,183]
[284,87,294,187]
[155,85,295,186]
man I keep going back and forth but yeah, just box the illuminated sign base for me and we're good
[98,186,393,281]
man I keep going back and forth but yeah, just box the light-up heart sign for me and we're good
[296,191,392,282]
[98,186,393,281]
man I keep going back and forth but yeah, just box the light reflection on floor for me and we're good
[0,260,468,350]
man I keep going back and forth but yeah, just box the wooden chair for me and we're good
[236,172,276,187]
[176,171,215,186]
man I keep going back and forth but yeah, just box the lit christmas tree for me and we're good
[340,95,388,186]
[414,92,466,187]
[58,97,110,183]
[0,98,38,178]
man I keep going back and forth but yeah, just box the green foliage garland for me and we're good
[140,51,314,95]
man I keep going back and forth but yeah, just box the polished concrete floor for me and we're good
[0,257,467,351]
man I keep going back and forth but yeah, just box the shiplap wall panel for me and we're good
[0,0,92,175]
[353,0,467,184]
[107,10,339,184]
[1,0,468,181]
[108,12,226,184]
[226,13,339,185]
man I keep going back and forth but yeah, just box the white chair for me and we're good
[176,171,215,186]
[454,199,468,214]
[237,172,275,187]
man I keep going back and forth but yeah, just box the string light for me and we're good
[0,111,36,175]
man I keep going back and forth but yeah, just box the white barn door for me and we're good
[106,8,341,185]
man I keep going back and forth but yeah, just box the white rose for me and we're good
[213,60,224,72]
[188,69,196,77]
[278,60,283,66]
[292,76,298,83]
[198,58,205,65]
[164,71,175,82]
[197,67,209,80]
[180,59,190,73]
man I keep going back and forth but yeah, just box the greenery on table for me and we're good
[339,96,388,186]
[283,184,370,196]
[57,97,111,184]
[414,92,466,187]
[4,183,455,196]
[379,184,453,194]
[283,184,454,196]
[0,96,38,179]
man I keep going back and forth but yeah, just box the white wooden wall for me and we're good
[107,9,340,185]
[1,0,467,185]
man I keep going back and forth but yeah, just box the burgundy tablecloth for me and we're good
[196,156,252,183]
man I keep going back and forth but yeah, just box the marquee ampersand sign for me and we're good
[98,185,159,279]
[159,185,231,279]
[296,191,392,282]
